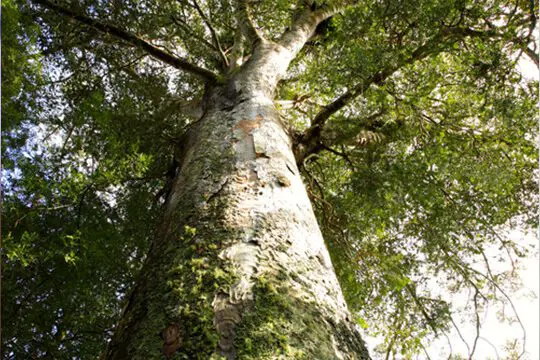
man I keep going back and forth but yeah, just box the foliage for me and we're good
[2,0,538,359]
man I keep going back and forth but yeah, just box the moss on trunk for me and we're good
[103,72,370,359]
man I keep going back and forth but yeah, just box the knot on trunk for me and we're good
[161,323,182,359]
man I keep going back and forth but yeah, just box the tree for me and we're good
[2,0,537,359]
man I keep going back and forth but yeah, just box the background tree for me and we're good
[2,0,538,359]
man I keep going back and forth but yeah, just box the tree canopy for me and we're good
[2,0,538,358]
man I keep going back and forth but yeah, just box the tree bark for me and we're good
[103,42,370,360]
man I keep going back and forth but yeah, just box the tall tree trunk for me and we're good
[103,42,370,360]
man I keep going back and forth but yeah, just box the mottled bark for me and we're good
[103,42,370,360]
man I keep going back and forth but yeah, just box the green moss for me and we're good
[234,276,340,360]
[161,227,238,359]
[120,221,238,359]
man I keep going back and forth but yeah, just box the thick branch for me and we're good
[227,27,245,72]
[308,30,482,132]
[295,26,501,162]
[33,0,221,83]
[295,56,427,163]
[278,3,347,55]
[235,0,263,44]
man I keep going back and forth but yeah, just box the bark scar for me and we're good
[255,151,270,159]
[161,323,182,359]
[286,162,296,175]
[275,173,291,187]
[233,114,263,135]
[233,115,264,161]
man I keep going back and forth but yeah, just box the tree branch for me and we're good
[450,315,472,355]
[295,26,502,162]
[227,27,245,71]
[33,0,222,83]
[235,0,263,44]
[278,2,349,54]
[524,46,539,67]
[191,0,229,67]
[307,37,447,132]
[170,14,220,54]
